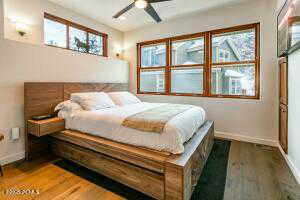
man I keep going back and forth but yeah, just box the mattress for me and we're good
[58,102,206,154]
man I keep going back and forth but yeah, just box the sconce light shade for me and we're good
[15,22,28,36]
[115,46,123,58]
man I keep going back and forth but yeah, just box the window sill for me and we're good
[137,92,260,100]
[45,44,107,57]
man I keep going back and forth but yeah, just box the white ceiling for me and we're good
[48,0,247,32]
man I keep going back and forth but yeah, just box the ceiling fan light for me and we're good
[135,0,148,9]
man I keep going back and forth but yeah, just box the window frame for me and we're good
[44,12,108,57]
[170,33,206,96]
[137,23,260,99]
[137,38,169,95]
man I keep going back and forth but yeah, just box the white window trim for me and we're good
[229,77,241,95]
[219,49,231,62]
[156,75,164,92]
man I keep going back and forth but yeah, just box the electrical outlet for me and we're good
[0,133,4,141]
[11,127,20,140]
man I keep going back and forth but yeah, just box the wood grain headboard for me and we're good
[24,82,128,121]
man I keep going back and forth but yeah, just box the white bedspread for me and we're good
[59,102,206,154]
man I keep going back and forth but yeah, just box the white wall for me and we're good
[3,0,124,58]
[277,0,286,12]
[124,0,278,145]
[0,0,3,39]
[287,49,300,183]
[0,0,129,164]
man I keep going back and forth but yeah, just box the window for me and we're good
[44,18,67,48]
[137,23,260,99]
[140,68,165,93]
[141,43,166,67]
[172,38,204,65]
[138,42,167,93]
[44,13,108,57]
[69,26,88,52]
[171,37,205,94]
[211,28,258,97]
[89,33,103,55]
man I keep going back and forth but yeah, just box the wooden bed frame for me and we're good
[24,82,214,200]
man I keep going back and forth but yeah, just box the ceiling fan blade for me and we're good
[113,2,135,18]
[144,4,162,23]
[148,0,172,3]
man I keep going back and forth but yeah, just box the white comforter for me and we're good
[59,102,206,154]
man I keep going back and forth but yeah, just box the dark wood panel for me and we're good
[24,82,64,120]
[278,57,288,154]
[279,104,288,153]
[279,58,288,105]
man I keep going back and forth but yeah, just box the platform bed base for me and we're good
[50,121,214,200]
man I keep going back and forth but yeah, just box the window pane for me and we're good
[291,21,300,47]
[172,38,204,65]
[211,64,255,96]
[44,18,67,48]
[69,27,88,52]
[171,67,203,94]
[89,33,103,55]
[141,44,166,67]
[212,29,255,63]
[140,69,165,92]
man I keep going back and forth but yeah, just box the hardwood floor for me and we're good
[0,155,125,200]
[224,141,300,200]
[0,140,299,200]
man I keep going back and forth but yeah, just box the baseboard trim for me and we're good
[215,131,278,147]
[0,151,25,165]
[278,144,300,185]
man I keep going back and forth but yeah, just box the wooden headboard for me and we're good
[24,82,128,121]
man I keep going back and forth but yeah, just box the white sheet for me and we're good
[59,102,206,154]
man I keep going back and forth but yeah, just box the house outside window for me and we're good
[219,49,231,62]
[156,75,165,92]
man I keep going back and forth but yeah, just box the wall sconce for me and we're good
[115,46,123,58]
[15,22,29,36]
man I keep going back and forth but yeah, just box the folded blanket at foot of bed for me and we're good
[122,104,194,133]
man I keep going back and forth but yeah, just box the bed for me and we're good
[59,101,207,154]
[24,82,214,200]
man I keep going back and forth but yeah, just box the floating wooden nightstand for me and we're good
[27,117,65,137]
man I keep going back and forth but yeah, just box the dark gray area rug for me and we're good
[55,139,231,200]
[191,139,231,200]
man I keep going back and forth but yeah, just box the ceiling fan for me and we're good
[113,0,172,23]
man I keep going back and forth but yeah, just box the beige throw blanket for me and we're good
[122,104,193,133]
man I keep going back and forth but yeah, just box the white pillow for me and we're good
[71,92,116,111]
[54,100,83,112]
[108,92,141,106]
